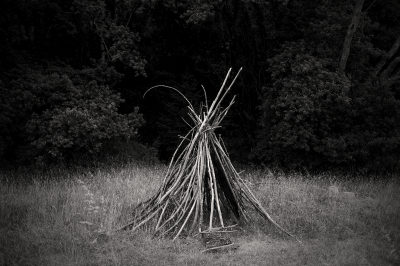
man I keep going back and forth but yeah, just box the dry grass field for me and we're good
[1,164,399,266]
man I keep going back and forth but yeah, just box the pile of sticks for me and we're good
[119,68,294,242]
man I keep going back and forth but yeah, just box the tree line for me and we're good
[0,0,399,172]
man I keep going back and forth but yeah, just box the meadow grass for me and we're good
[0,164,399,266]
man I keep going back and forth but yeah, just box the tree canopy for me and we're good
[1,0,400,172]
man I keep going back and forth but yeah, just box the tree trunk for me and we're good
[369,34,400,87]
[338,0,365,74]
[371,35,400,78]
[380,55,400,87]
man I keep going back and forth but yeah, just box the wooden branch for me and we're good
[338,0,365,74]
[93,20,112,62]
[371,35,400,78]
[126,0,142,28]
[388,75,400,86]
[381,55,400,82]
[381,56,400,87]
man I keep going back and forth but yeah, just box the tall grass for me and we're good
[1,164,399,265]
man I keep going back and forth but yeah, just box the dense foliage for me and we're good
[1,0,399,172]
[254,42,352,169]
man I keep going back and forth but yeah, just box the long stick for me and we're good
[207,68,232,115]
[207,140,225,228]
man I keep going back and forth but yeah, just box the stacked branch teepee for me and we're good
[119,68,294,241]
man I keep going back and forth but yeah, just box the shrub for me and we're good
[0,64,144,164]
[253,42,351,169]
[253,41,400,172]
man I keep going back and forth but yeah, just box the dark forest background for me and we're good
[1,0,400,172]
